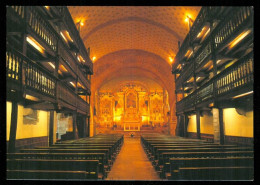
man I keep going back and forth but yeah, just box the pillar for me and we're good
[183,114,188,138]
[86,116,90,137]
[219,108,225,145]
[8,101,18,153]
[212,108,220,143]
[82,116,86,138]
[72,112,78,139]
[49,111,54,146]
[196,110,201,139]
[212,108,225,144]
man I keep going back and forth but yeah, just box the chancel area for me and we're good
[6,6,254,181]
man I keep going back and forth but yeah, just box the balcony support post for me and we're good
[49,110,54,146]
[82,115,86,138]
[219,108,225,145]
[8,100,18,153]
[196,110,201,139]
[72,112,78,139]
[183,113,188,138]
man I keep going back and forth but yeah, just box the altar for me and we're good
[123,107,141,131]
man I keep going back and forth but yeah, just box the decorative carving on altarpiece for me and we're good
[96,82,166,130]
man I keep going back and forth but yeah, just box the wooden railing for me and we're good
[216,53,253,96]
[214,7,253,49]
[8,6,92,90]
[27,7,58,52]
[78,67,90,90]
[6,46,56,97]
[174,7,253,92]
[24,60,56,97]
[174,7,219,68]
[57,82,77,107]
[55,6,93,70]
[59,41,78,73]
[10,6,25,19]
[77,96,90,113]
[195,41,212,68]
[176,52,253,113]
[6,46,90,114]
[176,61,194,90]
[6,48,21,82]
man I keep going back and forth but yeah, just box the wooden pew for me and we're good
[7,152,109,177]
[7,159,100,179]
[154,147,252,162]
[166,157,254,179]
[34,145,118,162]
[158,151,254,169]
[171,166,254,180]
[20,148,114,168]
[7,169,90,180]
[147,145,240,159]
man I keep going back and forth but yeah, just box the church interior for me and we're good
[6,6,254,181]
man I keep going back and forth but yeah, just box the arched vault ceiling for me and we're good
[91,50,176,106]
[68,6,201,64]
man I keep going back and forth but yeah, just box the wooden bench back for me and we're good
[7,159,99,179]
[169,156,254,173]
[173,166,254,180]
[7,169,89,179]
[161,151,254,165]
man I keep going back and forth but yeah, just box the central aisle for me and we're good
[106,135,160,180]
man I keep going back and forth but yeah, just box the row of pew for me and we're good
[141,134,254,180]
[7,134,124,180]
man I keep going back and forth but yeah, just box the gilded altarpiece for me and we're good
[96,83,167,131]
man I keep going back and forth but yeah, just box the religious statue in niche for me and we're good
[127,92,136,108]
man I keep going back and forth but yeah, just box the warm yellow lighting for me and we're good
[65,31,73,42]
[202,28,210,40]
[92,56,96,61]
[48,62,55,69]
[76,55,85,63]
[225,60,236,69]
[202,60,213,70]
[232,91,253,99]
[26,36,45,54]
[188,50,193,58]
[209,103,214,107]
[184,49,193,58]
[229,30,251,49]
[177,64,182,70]
[80,22,84,26]
[169,57,173,63]
[60,64,68,72]
[187,77,194,83]
[197,27,206,38]
[216,60,221,64]
[25,94,39,101]
[58,70,62,75]
[77,82,85,89]
[185,15,192,23]
[196,77,201,81]
[80,95,87,101]
[60,31,67,42]
[44,6,50,10]
[184,87,189,90]
[70,82,76,87]
[142,116,148,122]
[114,115,121,122]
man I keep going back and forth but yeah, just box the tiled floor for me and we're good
[106,136,160,180]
